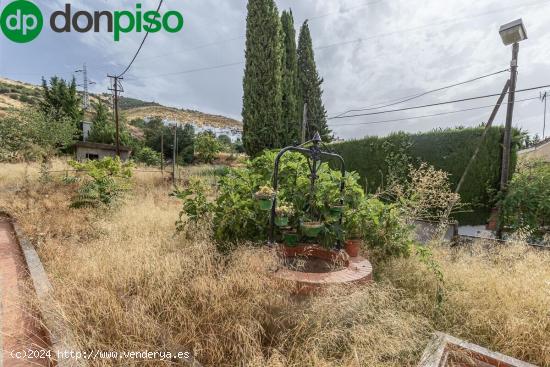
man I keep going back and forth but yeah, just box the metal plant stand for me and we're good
[269,132,347,248]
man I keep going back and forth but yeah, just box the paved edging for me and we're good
[2,212,85,367]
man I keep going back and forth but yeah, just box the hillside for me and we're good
[0,77,242,131]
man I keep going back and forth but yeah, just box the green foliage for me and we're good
[0,107,78,161]
[88,100,132,146]
[118,96,160,110]
[173,179,215,232]
[501,160,550,237]
[195,131,222,163]
[39,76,83,130]
[280,9,301,146]
[142,118,195,164]
[69,157,134,208]
[332,127,520,220]
[297,21,331,142]
[242,0,284,156]
[134,147,162,167]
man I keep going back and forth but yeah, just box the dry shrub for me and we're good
[380,242,550,366]
[1,161,548,367]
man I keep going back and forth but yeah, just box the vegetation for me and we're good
[195,131,222,163]
[242,0,284,156]
[332,127,520,222]
[1,160,548,366]
[501,159,550,238]
[280,10,301,146]
[88,99,133,146]
[138,118,196,164]
[297,21,332,142]
[68,157,134,208]
[118,96,161,110]
[39,76,83,131]
[0,107,78,162]
[133,147,162,167]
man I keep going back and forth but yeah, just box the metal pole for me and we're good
[543,92,547,140]
[172,125,177,183]
[500,42,519,192]
[302,103,308,143]
[160,131,164,174]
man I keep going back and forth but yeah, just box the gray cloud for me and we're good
[1,0,549,139]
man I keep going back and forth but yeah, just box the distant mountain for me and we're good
[0,77,242,134]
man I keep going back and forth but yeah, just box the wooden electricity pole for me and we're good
[107,75,124,157]
[302,103,308,143]
[160,132,164,174]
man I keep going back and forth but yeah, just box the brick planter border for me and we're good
[1,212,86,367]
[273,244,373,293]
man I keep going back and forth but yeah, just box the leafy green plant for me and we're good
[134,147,162,167]
[501,160,550,238]
[69,157,134,208]
[195,131,222,163]
[173,179,214,232]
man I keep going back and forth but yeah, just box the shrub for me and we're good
[195,131,222,163]
[172,178,214,233]
[69,157,134,208]
[332,127,521,219]
[501,160,550,237]
[134,147,161,167]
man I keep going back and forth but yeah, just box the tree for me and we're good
[195,131,222,164]
[280,9,301,146]
[242,0,284,156]
[142,119,195,164]
[88,100,132,146]
[297,21,332,142]
[39,76,83,130]
[0,107,78,161]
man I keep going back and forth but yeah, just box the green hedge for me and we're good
[331,127,520,223]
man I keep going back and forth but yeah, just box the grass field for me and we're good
[0,161,548,366]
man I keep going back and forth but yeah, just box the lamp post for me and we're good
[499,19,527,191]
[497,19,527,238]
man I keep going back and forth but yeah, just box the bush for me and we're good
[332,127,521,220]
[501,160,550,237]
[69,157,134,208]
[195,131,222,163]
[134,147,161,167]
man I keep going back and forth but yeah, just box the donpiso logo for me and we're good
[0,1,184,43]
[0,0,43,43]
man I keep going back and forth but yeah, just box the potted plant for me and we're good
[254,185,275,211]
[343,208,364,257]
[301,216,325,238]
[329,202,345,217]
[275,204,294,227]
[282,228,299,247]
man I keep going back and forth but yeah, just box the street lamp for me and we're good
[499,18,528,45]
[497,19,527,239]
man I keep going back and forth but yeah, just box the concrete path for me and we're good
[0,218,52,366]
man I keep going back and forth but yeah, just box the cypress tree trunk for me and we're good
[297,21,332,142]
[280,10,301,146]
[242,0,284,156]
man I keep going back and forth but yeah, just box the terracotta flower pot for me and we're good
[344,239,361,257]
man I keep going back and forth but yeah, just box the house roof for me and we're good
[75,141,132,152]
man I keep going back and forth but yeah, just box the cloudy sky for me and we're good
[1,0,549,140]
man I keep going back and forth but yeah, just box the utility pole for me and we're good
[107,75,124,157]
[172,124,177,183]
[541,91,548,140]
[302,103,308,143]
[160,131,164,174]
[500,42,519,192]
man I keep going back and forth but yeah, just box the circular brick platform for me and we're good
[273,244,373,293]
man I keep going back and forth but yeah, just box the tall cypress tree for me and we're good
[242,0,284,156]
[280,9,300,146]
[297,21,332,142]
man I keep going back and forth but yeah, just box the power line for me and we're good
[328,84,550,120]
[328,96,539,127]
[117,0,164,78]
[332,69,509,118]
[124,61,243,81]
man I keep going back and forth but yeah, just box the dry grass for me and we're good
[1,160,549,367]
